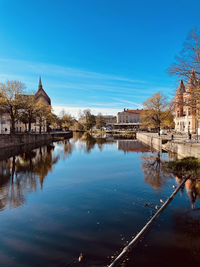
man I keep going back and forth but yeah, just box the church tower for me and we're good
[174,80,185,132]
[174,79,185,117]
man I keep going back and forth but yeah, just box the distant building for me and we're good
[103,115,116,125]
[0,111,10,134]
[173,70,200,134]
[0,77,51,134]
[117,109,142,123]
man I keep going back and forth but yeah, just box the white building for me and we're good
[0,112,10,134]
[117,109,142,123]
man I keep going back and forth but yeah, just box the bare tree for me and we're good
[0,81,25,133]
[168,28,200,81]
[96,113,105,129]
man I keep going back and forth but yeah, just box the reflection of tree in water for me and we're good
[72,133,109,153]
[73,132,84,142]
[0,144,59,210]
[141,152,172,190]
[63,140,74,159]
[81,133,96,153]
[96,138,107,151]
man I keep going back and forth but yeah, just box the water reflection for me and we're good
[175,177,200,209]
[117,140,152,153]
[141,152,172,190]
[80,133,107,152]
[1,135,200,212]
[0,144,59,210]
[0,135,200,266]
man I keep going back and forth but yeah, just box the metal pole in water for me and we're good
[108,177,188,267]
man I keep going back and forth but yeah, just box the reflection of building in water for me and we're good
[15,145,59,186]
[185,179,197,209]
[0,144,59,211]
[175,177,200,209]
[117,140,152,153]
[0,159,11,181]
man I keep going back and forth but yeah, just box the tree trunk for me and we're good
[28,120,31,132]
[158,125,160,136]
[11,118,15,134]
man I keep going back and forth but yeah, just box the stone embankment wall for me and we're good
[163,141,200,158]
[0,132,73,149]
[136,132,162,151]
[136,132,200,158]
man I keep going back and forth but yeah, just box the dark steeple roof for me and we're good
[35,77,51,105]
[186,69,199,90]
[38,76,42,90]
[176,80,185,95]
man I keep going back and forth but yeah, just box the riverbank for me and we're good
[91,130,136,139]
[136,132,200,158]
[0,132,73,149]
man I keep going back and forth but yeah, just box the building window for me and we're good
[188,109,191,116]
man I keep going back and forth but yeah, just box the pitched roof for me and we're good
[124,109,143,114]
[35,77,51,105]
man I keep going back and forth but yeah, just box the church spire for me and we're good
[186,69,198,91]
[35,77,51,105]
[38,76,43,90]
[176,79,185,95]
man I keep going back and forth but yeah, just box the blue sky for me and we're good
[0,0,199,117]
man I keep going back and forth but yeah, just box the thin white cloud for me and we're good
[53,105,121,118]
[0,57,145,84]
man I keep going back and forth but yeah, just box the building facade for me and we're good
[0,112,10,134]
[102,115,116,125]
[173,70,200,134]
[0,77,51,134]
[117,109,142,123]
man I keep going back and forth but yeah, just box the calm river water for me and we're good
[0,133,200,267]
